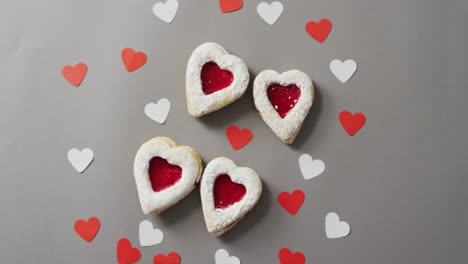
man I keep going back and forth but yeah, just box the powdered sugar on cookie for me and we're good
[200,157,262,236]
[254,70,314,144]
[186,42,249,117]
[134,137,202,214]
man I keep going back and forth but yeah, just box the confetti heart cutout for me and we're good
[326,212,351,239]
[62,63,87,87]
[278,190,305,215]
[298,154,325,180]
[67,148,94,173]
[257,1,284,25]
[226,125,253,151]
[219,0,243,13]
[74,217,100,242]
[278,248,306,264]
[139,220,164,247]
[145,98,171,124]
[330,59,357,83]
[153,0,179,23]
[121,48,147,72]
[117,238,141,264]
[153,252,181,264]
[305,18,332,43]
[215,249,241,264]
[339,110,366,136]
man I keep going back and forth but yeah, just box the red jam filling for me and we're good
[213,174,246,209]
[267,83,301,118]
[201,62,234,95]
[148,157,182,192]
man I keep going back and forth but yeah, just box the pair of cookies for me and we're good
[134,137,262,236]
[186,42,314,144]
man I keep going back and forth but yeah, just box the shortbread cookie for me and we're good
[186,42,249,117]
[253,70,314,144]
[134,137,203,215]
[200,157,262,236]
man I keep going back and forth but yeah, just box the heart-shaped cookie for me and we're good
[200,157,262,236]
[134,137,203,214]
[186,42,249,117]
[253,70,314,144]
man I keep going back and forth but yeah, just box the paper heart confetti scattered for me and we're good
[298,154,325,180]
[330,59,357,83]
[278,248,306,264]
[257,1,283,25]
[121,48,147,72]
[145,98,171,124]
[219,0,243,13]
[339,110,366,136]
[325,212,351,239]
[215,249,241,264]
[73,217,100,242]
[305,18,332,43]
[62,63,87,87]
[226,125,253,151]
[117,238,141,264]
[139,220,164,247]
[278,190,305,215]
[67,148,94,173]
[153,252,181,264]
[153,0,179,23]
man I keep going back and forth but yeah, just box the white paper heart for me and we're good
[253,69,314,144]
[139,220,164,247]
[326,212,351,239]
[330,59,357,83]
[134,137,202,214]
[186,42,249,117]
[299,154,325,180]
[153,0,179,24]
[67,148,94,173]
[200,157,262,236]
[145,98,171,124]
[257,1,284,25]
[215,249,241,264]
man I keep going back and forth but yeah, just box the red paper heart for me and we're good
[219,0,243,13]
[339,110,366,136]
[267,84,301,118]
[214,174,246,209]
[226,125,253,151]
[62,63,87,87]
[73,217,100,242]
[153,252,181,264]
[121,48,147,72]
[117,238,141,264]
[305,19,332,43]
[148,157,182,192]
[278,190,305,215]
[278,248,306,264]
[201,62,234,95]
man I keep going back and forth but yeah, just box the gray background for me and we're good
[1,0,467,263]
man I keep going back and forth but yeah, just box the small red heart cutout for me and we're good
[339,110,366,136]
[121,48,147,72]
[305,19,332,43]
[278,190,305,215]
[62,63,87,87]
[226,125,253,151]
[153,252,181,264]
[279,248,306,264]
[219,0,243,13]
[73,217,100,242]
[117,238,141,264]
